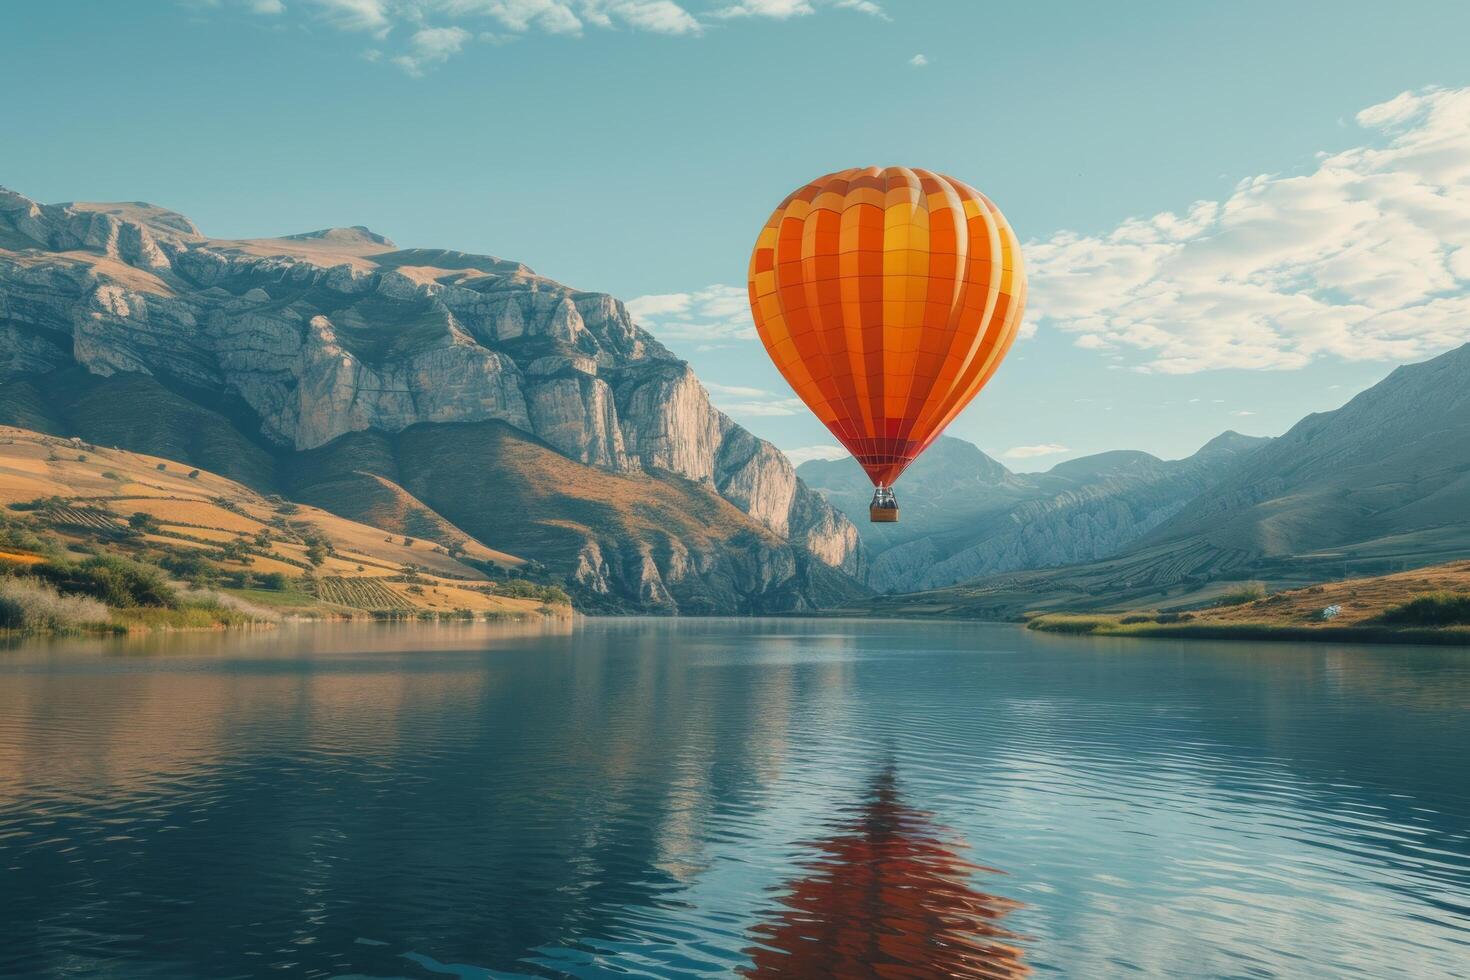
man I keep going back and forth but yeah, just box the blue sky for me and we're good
[4,1,1470,468]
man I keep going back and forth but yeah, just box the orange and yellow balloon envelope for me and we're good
[748,167,1025,520]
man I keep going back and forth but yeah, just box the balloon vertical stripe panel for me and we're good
[749,167,1025,487]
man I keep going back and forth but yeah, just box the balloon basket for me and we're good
[869,485,899,522]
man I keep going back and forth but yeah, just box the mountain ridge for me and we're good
[852,342,1470,619]
[0,186,865,613]
[798,430,1272,593]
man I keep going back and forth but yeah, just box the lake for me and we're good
[1,619,1467,978]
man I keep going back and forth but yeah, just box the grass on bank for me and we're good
[1027,600,1470,646]
[0,578,111,631]
[1377,591,1470,627]
[0,524,270,632]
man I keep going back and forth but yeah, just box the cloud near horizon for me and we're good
[1001,443,1070,459]
[781,444,847,466]
[626,285,756,341]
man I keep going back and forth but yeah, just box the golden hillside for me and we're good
[0,426,569,622]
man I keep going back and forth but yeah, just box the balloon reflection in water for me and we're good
[742,766,1029,978]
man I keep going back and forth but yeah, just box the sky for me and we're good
[3,0,1470,469]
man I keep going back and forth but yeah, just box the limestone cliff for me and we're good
[0,187,864,611]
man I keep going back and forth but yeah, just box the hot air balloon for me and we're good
[748,167,1025,522]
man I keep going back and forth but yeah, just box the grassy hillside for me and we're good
[0,368,280,487]
[0,426,567,629]
[1025,561,1470,645]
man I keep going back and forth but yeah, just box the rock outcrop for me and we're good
[0,187,864,611]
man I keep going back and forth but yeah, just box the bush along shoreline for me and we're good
[0,552,262,634]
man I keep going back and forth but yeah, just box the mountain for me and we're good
[855,344,1470,619]
[798,431,1269,593]
[1139,347,1470,558]
[0,187,865,613]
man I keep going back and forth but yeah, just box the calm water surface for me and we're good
[1,619,1467,978]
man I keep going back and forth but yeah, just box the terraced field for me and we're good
[49,506,120,530]
[313,576,415,611]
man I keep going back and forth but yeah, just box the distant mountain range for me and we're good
[0,187,865,614]
[845,342,1470,618]
[799,430,1269,593]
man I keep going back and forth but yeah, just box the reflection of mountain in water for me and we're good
[743,767,1029,978]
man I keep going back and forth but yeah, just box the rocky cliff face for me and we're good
[0,188,863,610]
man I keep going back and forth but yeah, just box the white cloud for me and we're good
[832,0,885,16]
[908,53,927,68]
[606,0,701,35]
[720,396,807,417]
[1002,443,1070,459]
[392,25,472,74]
[310,0,390,32]
[698,381,806,417]
[783,444,848,466]
[1028,85,1470,373]
[1230,410,1255,417]
[627,284,756,341]
[257,0,876,69]
[716,0,813,18]
[714,0,881,20]
[705,382,770,398]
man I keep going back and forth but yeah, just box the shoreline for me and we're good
[1025,615,1470,647]
[0,605,573,638]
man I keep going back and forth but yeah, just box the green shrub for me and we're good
[157,551,223,587]
[1216,582,1267,607]
[1378,592,1470,627]
[0,517,56,556]
[0,578,110,631]
[35,555,177,608]
[490,579,570,604]
[1026,614,1117,634]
